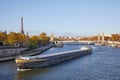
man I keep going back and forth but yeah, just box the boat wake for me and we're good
[17,68,31,71]
[91,46,97,50]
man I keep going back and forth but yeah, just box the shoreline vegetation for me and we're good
[0,31,55,61]
[0,31,120,47]
[0,30,120,61]
[0,31,51,48]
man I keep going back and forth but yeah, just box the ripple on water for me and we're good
[1,45,120,80]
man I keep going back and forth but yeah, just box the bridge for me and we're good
[57,41,96,45]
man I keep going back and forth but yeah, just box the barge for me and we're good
[15,46,92,70]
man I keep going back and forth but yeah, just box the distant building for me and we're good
[97,32,112,45]
[50,34,55,43]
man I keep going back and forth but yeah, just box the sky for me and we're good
[0,0,120,36]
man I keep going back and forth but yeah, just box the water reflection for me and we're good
[0,60,17,79]
[0,60,17,73]
[16,68,50,80]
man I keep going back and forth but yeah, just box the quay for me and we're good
[0,44,53,61]
[15,46,92,70]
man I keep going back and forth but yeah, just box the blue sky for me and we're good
[0,0,120,36]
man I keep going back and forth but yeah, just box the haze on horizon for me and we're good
[0,0,120,36]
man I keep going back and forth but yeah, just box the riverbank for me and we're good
[0,44,54,61]
[95,41,120,48]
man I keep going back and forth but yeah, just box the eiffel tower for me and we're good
[21,17,24,34]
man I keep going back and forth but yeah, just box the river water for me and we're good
[0,44,120,80]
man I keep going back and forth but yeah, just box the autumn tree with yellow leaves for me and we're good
[0,31,7,44]
[0,31,50,48]
[7,32,28,45]
[29,32,50,48]
[29,35,39,48]
[38,32,50,45]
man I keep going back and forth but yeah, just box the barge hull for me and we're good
[16,50,91,69]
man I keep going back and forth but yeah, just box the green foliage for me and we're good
[38,32,50,45]
[29,36,39,48]
[28,32,50,48]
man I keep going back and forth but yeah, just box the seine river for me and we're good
[0,44,120,80]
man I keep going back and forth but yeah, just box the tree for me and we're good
[7,32,18,44]
[0,31,51,48]
[7,32,28,45]
[0,32,7,44]
[29,36,40,48]
[0,41,3,46]
[111,34,119,41]
[38,32,50,45]
[17,33,27,43]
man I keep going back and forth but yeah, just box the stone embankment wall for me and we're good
[0,44,54,61]
[0,47,27,57]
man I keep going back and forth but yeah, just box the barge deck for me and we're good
[15,46,92,70]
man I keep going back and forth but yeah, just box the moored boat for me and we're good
[81,45,92,51]
[15,46,92,70]
[55,42,64,47]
